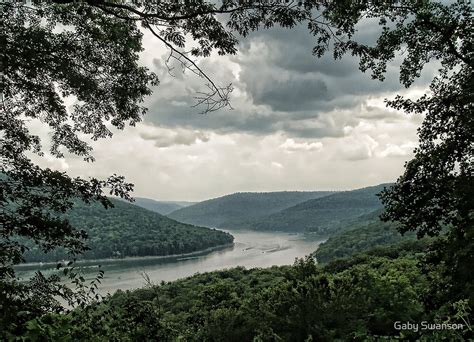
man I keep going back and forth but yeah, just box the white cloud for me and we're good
[271,161,284,169]
[280,138,323,152]
[379,142,417,157]
[44,154,70,171]
[337,134,379,161]
[138,125,210,148]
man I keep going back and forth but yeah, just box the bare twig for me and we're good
[193,83,233,114]
[145,22,233,113]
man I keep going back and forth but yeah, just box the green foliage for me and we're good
[20,314,74,342]
[314,209,420,263]
[380,66,473,238]
[169,191,334,228]
[23,199,234,262]
[29,249,470,341]
[1,0,157,331]
[365,0,474,308]
[379,63,474,308]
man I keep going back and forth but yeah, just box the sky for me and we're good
[33,19,437,202]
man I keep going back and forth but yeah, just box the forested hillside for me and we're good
[313,209,419,263]
[23,199,233,262]
[245,184,388,233]
[32,238,469,341]
[131,197,195,215]
[168,191,334,228]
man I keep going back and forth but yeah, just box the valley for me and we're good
[17,230,323,295]
[20,183,397,295]
[12,182,459,340]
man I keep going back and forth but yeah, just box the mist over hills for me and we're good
[246,184,389,233]
[168,191,334,228]
[131,197,195,215]
[168,184,390,234]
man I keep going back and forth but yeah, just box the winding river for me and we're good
[16,230,324,295]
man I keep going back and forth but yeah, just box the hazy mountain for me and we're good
[168,191,335,228]
[132,197,196,215]
[236,184,391,233]
[24,198,233,262]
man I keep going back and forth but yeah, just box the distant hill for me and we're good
[132,197,195,215]
[242,184,390,233]
[24,199,233,262]
[168,191,335,228]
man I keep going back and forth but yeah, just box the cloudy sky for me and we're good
[35,19,437,201]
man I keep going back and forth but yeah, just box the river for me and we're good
[16,230,324,295]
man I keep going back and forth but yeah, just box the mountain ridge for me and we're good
[131,197,195,215]
[168,184,391,233]
[244,183,390,233]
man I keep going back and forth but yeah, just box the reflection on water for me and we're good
[16,230,324,295]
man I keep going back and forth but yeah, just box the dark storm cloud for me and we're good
[144,95,282,136]
[238,25,361,77]
[235,23,404,114]
[248,76,331,112]
[143,18,436,139]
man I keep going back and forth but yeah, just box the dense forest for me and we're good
[313,209,421,262]
[20,205,464,340]
[23,240,469,341]
[168,191,334,228]
[23,199,233,262]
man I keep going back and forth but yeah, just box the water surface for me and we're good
[17,230,323,295]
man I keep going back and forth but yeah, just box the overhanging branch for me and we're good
[145,22,232,113]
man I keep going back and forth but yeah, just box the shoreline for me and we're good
[16,243,235,270]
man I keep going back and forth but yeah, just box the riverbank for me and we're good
[15,242,235,271]
[16,230,323,295]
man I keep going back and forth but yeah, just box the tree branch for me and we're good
[145,22,232,113]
